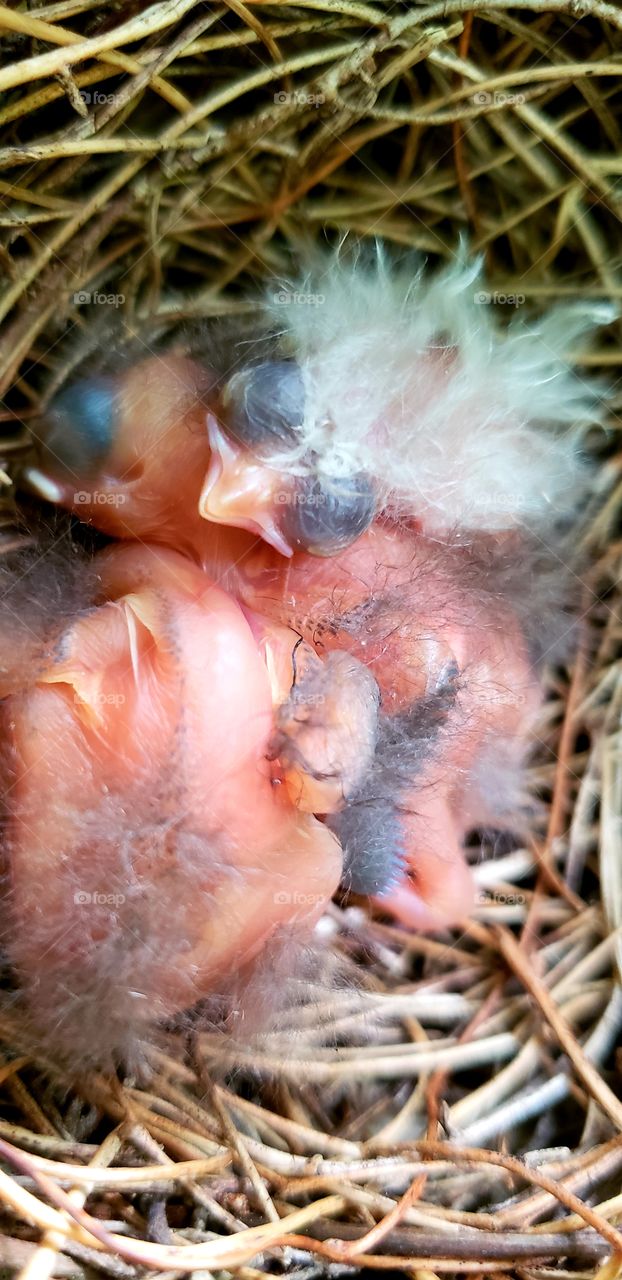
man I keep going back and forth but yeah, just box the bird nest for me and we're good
[1,2,622,1278]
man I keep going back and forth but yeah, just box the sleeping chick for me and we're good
[0,538,383,1066]
[28,250,609,556]
[233,523,543,928]
[2,247,603,1061]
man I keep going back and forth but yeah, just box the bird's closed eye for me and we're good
[220,360,305,452]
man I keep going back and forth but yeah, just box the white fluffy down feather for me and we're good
[264,249,613,535]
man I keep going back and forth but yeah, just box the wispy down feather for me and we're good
[264,247,613,534]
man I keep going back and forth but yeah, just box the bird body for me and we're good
[2,250,606,1063]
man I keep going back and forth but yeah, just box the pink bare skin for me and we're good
[36,355,304,559]
[25,355,542,948]
[232,526,540,927]
[37,356,216,556]
[3,543,345,1031]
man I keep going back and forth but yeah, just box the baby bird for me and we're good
[30,253,608,556]
[2,248,605,1063]
[1,537,383,1063]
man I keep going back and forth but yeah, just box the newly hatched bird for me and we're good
[29,252,608,555]
[3,248,606,1064]
[0,535,381,1065]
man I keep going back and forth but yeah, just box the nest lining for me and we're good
[0,1,622,1277]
